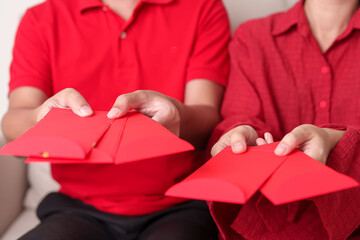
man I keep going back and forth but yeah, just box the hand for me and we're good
[36,88,92,122]
[107,90,182,136]
[274,124,345,164]
[211,125,258,157]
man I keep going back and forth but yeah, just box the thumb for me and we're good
[108,91,148,119]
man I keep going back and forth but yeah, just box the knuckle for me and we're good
[218,132,231,145]
[233,126,245,134]
[64,88,76,95]
[138,91,151,103]
[285,132,299,145]
[62,88,80,103]
[230,132,243,144]
[301,123,314,129]
[133,90,146,99]
[116,95,128,105]
[298,124,314,135]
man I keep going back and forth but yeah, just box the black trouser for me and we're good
[20,192,218,240]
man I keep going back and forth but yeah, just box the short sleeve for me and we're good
[10,8,52,97]
[186,0,230,86]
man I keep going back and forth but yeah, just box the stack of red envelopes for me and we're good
[165,142,359,205]
[0,108,194,164]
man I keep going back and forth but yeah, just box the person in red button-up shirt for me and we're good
[210,0,360,239]
[1,0,229,239]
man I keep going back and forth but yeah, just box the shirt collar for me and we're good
[78,0,102,12]
[141,0,174,4]
[334,5,360,41]
[271,1,304,36]
[272,0,360,36]
[78,0,174,13]
[350,5,360,30]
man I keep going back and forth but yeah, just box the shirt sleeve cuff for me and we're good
[186,68,227,86]
[310,124,360,239]
[9,77,53,97]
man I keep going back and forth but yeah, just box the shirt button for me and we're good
[102,7,108,11]
[319,101,327,109]
[321,66,329,74]
[120,32,127,39]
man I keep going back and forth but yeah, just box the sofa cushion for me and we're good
[24,163,60,210]
[1,209,39,240]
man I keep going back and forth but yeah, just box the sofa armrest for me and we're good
[0,133,27,236]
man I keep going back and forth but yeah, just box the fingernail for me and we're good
[265,132,270,140]
[232,142,245,153]
[256,139,264,146]
[275,143,288,156]
[79,106,92,116]
[107,108,121,119]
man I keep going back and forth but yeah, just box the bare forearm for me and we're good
[1,108,38,142]
[178,104,220,149]
[2,87,50,142]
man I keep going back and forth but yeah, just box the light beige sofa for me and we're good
[0,0,297,239]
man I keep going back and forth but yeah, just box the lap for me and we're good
[139,201,218,240]
[19,212,115,240]
[19,193,217,240]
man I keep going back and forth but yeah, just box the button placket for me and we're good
[120,32,127,39]
[317,61,332,123]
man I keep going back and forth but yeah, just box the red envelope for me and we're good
[114,111,195,164]
[165,143,287,204]
[260,149,359,205]
[0,109,112,159]
[165,143,359,204]
[0,108,194,164]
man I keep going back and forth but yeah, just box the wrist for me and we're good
[323,128,345,150]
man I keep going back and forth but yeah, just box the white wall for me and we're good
[0,0,44,143]
[224,0,297,32]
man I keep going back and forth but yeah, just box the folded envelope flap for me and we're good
[0,108,112,159]
[116,135,194,164]
[114,112,194,164]
[1,135,84,159]
[165,178,246,204]
[25,148,114,164]
[93,116,128,160]
[165,146,286,203]
[260,150,359,205]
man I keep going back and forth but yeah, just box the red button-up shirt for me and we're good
[209,1,360,239]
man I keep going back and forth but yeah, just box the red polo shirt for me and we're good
[10,0,229,215]
[210,1,360,240]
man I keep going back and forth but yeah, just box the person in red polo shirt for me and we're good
[209,0,360,239]
[1,0,229,239]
